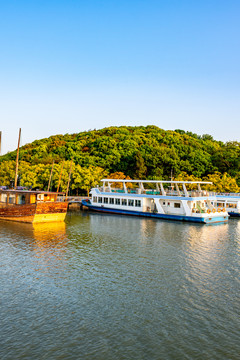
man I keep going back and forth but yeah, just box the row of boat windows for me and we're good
[212,202,238,208]
[226,203,237,208]
[93,197,142,207]
[0,194,27,204]
[0,193,56,205]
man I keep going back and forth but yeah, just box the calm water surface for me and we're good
[1,212,240,360]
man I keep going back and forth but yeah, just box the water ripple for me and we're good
[1,214,240,360]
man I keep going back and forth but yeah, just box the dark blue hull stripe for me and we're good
[228,212,240,217]
[82,202,228,224]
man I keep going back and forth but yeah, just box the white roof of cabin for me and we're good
[101,179,212,185]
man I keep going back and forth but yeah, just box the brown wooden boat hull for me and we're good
[0,202,68,223]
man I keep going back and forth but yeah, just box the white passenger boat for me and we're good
[82,179,229,224]
[212,194,240,217]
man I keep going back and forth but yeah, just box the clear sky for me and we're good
[0,0,240,154]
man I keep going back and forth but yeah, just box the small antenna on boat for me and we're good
[14,128,21,189]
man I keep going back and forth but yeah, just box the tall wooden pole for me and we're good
[57,161,65,193]
[14,128,21,189]
[47,161,55,192]
[65,159,73,200]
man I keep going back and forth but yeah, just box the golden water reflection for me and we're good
[31,222,68,274]
[0,220,68,253]
[33,222,67,249]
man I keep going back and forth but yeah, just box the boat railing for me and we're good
[101,187,165,195]
[189,190,210,197]
[218,192,240,197]
[99,187,216,197]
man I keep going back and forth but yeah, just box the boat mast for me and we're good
[57,161,65,193]
[0,131,2,155]
[65,159,73,200]
[14,128,21,189]
[47,160,55,192]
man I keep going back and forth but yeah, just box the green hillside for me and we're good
[1,126,240,194]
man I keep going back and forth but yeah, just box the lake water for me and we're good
[1,212,240,360]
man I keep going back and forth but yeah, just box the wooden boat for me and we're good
[0,129,70,223]
[0,188,68,223]
[82,179,229,224]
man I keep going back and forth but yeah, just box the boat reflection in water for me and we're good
[181,223,230,302]
[31,222,68,272]
[32,221,67,249]
[0,220,68,253]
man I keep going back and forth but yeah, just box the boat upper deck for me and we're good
[96,179,215,198]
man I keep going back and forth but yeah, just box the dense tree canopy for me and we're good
[0,126,240,194]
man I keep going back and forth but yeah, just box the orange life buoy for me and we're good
[212,208,216,213]
[218,208,221,213]
[207,209,211,214]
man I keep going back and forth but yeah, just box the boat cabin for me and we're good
[0,189,59,207]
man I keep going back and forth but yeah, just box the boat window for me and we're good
[104,197,108,204]
[163,201,166,206]
[227,203,237,208]
[168,202,170,206]
[44,194,50,202]
[174,203,181,208]
[17,195,26,205]
[115,198,120,205]
[93,197,97,203]
[135,200,141,207]
[122,199,127,206]
[98,197,102,203]
[30,195,36,204]
[109,198,114,204]
[9,195,16,204]
[0,194,7,203]
[128,199,134,206]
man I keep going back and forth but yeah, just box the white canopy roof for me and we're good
[101,179,212,185]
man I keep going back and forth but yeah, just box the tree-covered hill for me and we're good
[1,126,240,193]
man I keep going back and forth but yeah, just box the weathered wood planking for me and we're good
[0,203,36,217]
[0,202,68,223]
[36,202,68,214]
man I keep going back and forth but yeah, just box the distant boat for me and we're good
[0,188,68,223]
[82,179,229,224]
[212,193,240,217]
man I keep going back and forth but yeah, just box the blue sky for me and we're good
[0,0,240,153]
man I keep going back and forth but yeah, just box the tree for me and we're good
[0,161,16,186]
[72,165,107,196]
[203,172,240,193]
[135,151,147,178]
